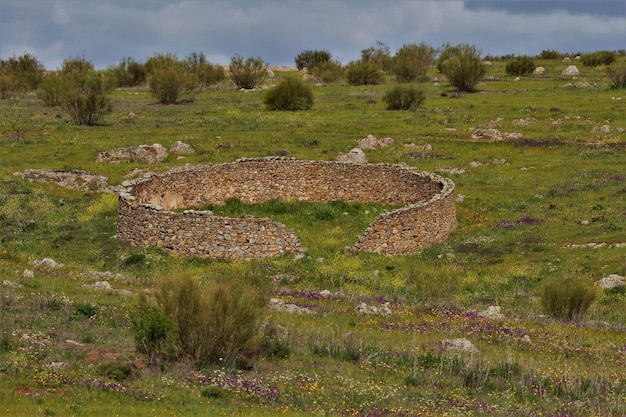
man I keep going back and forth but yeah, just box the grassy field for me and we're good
[1,58,625,416]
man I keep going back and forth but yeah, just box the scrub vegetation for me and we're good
[1,45,626,416]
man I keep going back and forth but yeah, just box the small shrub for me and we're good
[74,302,98,318]
[307,60,343,83]
[505,56,536,76]
[97,361,138,381]
[107,57,146,87]
[145,54,194,104]
[0,53,44,95]
[37,73,72,107]
[539,50,561,60]
[392,42,435,83]
[437,43,486,92]
[295,49,331,71]
[185,52,225,90]
[607,63,626,89]
[581,50,616,67]
[229,54,267,89]
[61,71,115,125]
[382,84,426,110]
[129,294,176,365]
[361,41,393,73]
[344,60,383,86]
[263,76,313,111]
[157,274,266,368]
[540,278,598,321]
[201,386,225,398]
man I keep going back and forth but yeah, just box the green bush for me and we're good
[145,53,194,104]
[263,75,313,110]
[107,57,146,87]
[540,278,598,321]
[307,60,344,83]
[185,52,225,90]
[295,49,331,71]
[392,43,435,83]
[130,294,176,366]
[156,274,265,368]
[581,50,615,67]
[382,84,426,110]
[361,41,393,73]
[539,50,561,60]
[61,70,115,125]
[0,53,44,95]
[229,54,267,89]
[437,43,486,92]
[37,73,71,106]
[505,56,536,76]
[344,60,384,86]
[607,63,626,88]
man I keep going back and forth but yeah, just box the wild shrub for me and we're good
[130,294,176,366]
[156,274,266,368]
[0,53,44,95]
[61,70,115,125]
[61,56,95,73]
[263,75,313,110]
[295,49,331,71]
[107,57,146,87]
[540,278,598,321]
[437,43,486,92]
[97,361,138,381]
[307,60,344,83]
[37,73,71,106]
[145,53,193,104]
[607,63,626,89]
[344,60,383,85]
[229,54,267,89]
[539,50,561,60]
[505,56,536,76]
[382,84,425,110]
[581,50,616,67]
[361,41,393,73]
[185,52,225,90]
[392,42,435,83]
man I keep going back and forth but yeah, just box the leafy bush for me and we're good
[61,56,95,73]
[539,50,561,60]
[295,49,331,71]
[263,75,313,110]
[437,43,486,92]
[0,53,44,95]
[344,60,383,86]
[361,41,394,73]
[382,84,425,110]
[581,50,616,67]
[107,57,146,87]
[607,63,626,88]
[145,53,194,104]
[185,52,225,90]
[156,274,266,368]
[229,54,267,89]
[540,278,598,321]
[37,73,71,106]
[61,70,115,125]
[130,294,176,366]
[505,56,536,76]
[307,60,344,83]
[392,43,435,83]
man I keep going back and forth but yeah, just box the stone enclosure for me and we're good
[117,158,457,260]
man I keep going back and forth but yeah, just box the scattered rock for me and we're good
[564,242,626,249]
[513,118,537,126]
[478,306,504,320]
[269,298,314,314]
[23,269,34,278]
[170,140,195,155]
[596,274,626,289]
[65,340,86,348]
[336,148,368,164]
[358,134,394,149]
[2,280,23,289]
[592,125,611,133]
[561,65,579,75]
[437,167,466,175]
[440,338,479,354]
[96,143,169,163]
[14,169,110,192]
[520,335,532,344]
[81,280,134,296]
[29,258,64,270]
[355,302,392,316]
[533,66,546,75]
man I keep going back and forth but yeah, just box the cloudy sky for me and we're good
[1,0,624,70]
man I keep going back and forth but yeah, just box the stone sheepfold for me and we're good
[117,157,457,260]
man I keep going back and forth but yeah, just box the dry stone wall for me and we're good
[117,158,456,260]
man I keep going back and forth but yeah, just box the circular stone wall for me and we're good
[117,158,456,260]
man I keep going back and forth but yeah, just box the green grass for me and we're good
[1,58,626,416]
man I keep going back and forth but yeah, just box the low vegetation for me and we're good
[0,47,625,416]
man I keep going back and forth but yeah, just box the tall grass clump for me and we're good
[155,274,266,368]
[540,278,598,321]
[382,84,425,110]
[229,54,267,89]
[607,63,626,89]
[505,56,536,76]
[263,75,313,110]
